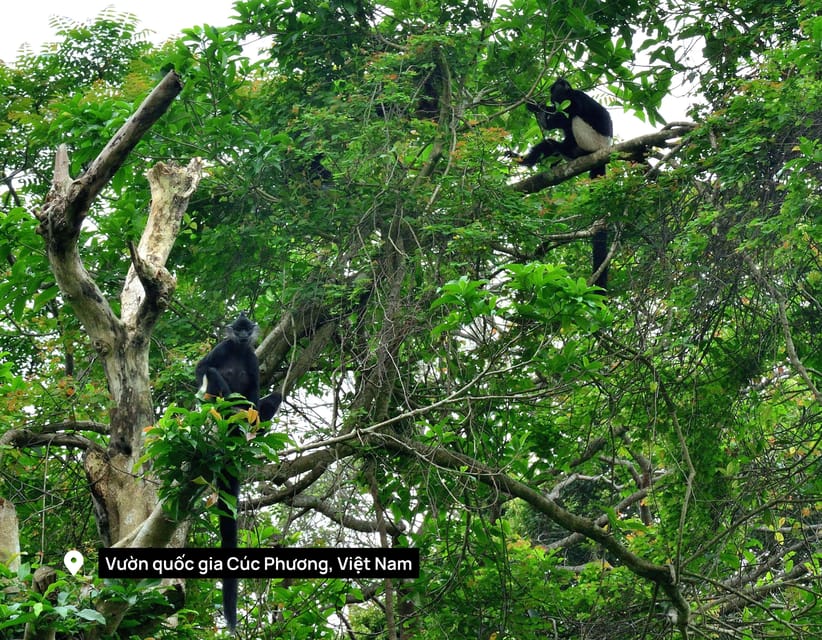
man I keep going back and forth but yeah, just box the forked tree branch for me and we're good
[36,71,184,246]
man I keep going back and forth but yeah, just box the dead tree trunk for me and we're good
[33,71,202,632]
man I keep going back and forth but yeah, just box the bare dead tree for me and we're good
[20,70,202,636]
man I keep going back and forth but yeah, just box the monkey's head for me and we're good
[549,77,572,105]
[226,312,259,346]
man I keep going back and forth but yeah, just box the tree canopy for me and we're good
[0,1,820,638]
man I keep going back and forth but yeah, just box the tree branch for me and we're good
[512,123,697,194]
[0,428,101,451]
[371,432,691,629]
[121,158,204,331]
[35,71,183,245]
[284,493,404,536]
[257,301,331,389]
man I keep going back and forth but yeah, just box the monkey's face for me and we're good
[226,316,259,345]
[550,78,572,105]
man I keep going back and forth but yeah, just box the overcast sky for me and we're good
[0,0,236,63]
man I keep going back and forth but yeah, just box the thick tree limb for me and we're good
[121,159,204,332]
[257,300,331,388]
[35,71,183,246]
[0,428,101,451]
[513,123,697,193]
[278,320,337,396]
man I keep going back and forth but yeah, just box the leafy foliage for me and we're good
[1,1,821,639]
[143,399,290,518]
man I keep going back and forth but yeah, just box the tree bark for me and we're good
[0,497,20,571]
[512,123,696,193]
[31,71,199,634]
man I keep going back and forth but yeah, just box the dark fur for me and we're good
[196,313,260,409]
[513,78,613,289]
[195,313,281,629]
[259,391,283,422]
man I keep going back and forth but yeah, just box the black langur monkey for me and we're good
[196,312,260,409]
[512,78,613,289]
[195,312,282,629]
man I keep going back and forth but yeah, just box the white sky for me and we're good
[0,0,237,63]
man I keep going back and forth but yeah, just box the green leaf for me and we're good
[76,609,106,623]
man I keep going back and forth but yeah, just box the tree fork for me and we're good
[28,70,195,636]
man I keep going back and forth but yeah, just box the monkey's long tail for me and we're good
[592,228,609,290]
[219,473,240,630]
[589,163,609,291]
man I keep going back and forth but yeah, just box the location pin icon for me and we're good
[63,549,84,576]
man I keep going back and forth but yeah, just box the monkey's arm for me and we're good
[206,368,233,397]
[512,140,563,167]
[259,391,283,422]
[195,341,231,396]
